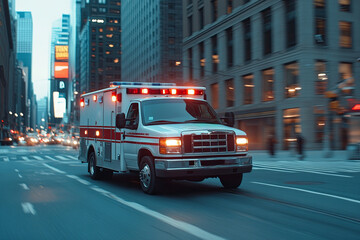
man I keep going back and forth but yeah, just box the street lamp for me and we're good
[9,111,12,115]
[20,112,23,117]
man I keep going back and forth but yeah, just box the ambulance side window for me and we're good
[125,103,139,129]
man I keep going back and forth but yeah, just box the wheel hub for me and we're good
[140,164,151,188]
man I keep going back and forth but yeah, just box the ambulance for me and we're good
[79,82,252,194]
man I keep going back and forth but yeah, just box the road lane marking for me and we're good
[18,174,23,178]
[56,156,68,161]
[66,155,78,160]
[91,186,225,240]
[66,175,91,185]
[4,157,9,162]
[21,202,36,215]
[33,156,44,161]
[22,156,31,162]
[19,183,30,190]
[44,156,62,163]
[254,164,352,178]
[253,167,295,173]
[252,181,360,204]
[14,169,19,172]
[42,163,66,174]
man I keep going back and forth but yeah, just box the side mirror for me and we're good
[116,113,126,129]
[223,112,235,127]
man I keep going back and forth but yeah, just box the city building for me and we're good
[16,11,35,129]
[121,0,183,83]
[36,97,48,130]
[78,0,121,94]
[0,0,15,130]
[49,14,70,128]
[183,0,360,150]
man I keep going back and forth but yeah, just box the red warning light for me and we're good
[141,88,149,94]
[93,95,97,102]
[187,89,195,95]
[170,89,177,95]
[352,104,360,111]
[80,98,85,107]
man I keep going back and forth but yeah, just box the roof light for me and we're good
[141,88,149,94]
[187,89,195,95]
[170,89,177,95]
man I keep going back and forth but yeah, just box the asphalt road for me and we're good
[0,145,359,240]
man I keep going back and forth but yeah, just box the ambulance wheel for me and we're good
[219,173,243,189]
[88,152,101,180]
[139,156,158,194]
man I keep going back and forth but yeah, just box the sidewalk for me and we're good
[250,150,358,162]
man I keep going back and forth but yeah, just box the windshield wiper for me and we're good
[147,120,182,125]
[184,119,220,124]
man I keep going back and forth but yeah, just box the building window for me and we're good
[314,0,326,45]
[339,0,351,11]
[262,68,274,101]
[188,48,193,81]
[262,8,272,55]
[339,63,354,96]
[284,62,300,98]
[227,0,233,14]
[212,35,218,73]
[243,74,254,105]
[243,18,251,62]
[314,106,325,143]
[225,79,234,107]
[211,83,219,109]
[283,108,300,150]
[315,61,327,95]
[211,0,218,22]
[188,15,193,36]
[285,0,297,48]
[339,21,352,48]
[199,7,204,29]
[199,42,205,77]
[226,27,233,68]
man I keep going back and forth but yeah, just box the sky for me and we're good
[15,0,71,100]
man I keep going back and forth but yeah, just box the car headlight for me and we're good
[236,136,248,152]
[159,138,182,154]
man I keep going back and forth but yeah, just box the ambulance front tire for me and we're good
[219,173,243,189]
[88,151,101,180]
[139,156,159,194]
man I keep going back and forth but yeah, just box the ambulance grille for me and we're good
[183,131,235,153]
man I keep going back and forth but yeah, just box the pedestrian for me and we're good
[267,134,276,157]
[296,134,305,160]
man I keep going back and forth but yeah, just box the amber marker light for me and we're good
[93,95,97,102]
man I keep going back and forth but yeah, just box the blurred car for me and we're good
[62,135,73,146]
[0,128,13,145]
[16,135,27,145]
[72,136,80,149]
[26,133,39,146]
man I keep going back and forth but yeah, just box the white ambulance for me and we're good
[79,82,252,194]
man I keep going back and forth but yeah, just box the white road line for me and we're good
[91,186,225,240]
[254,164,352,178]
[21,202,36,215]
[55,156,68,161]
[42,163,66,174]
[4,157,9,162]
[66,175,91,185]
[18,173,23,178]
[253,167,295,173]
[252,181,360,204]
[44,156,62,163]
[19,183,30,190]
[14,169,19,172]
[22,156,31,162]
[66,155,78,160]
[33,156,44,161]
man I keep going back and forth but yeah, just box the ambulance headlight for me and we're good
[236,136,248,152]
[159,138,182,154]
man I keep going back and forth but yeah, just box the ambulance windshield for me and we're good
[142,99,221,125]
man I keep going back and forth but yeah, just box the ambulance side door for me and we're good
[123,102,140,169]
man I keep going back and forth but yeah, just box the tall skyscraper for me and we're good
[16,11,34,129]
[121,0,183,83]
[49,14,70,127]
[79,0,121,94]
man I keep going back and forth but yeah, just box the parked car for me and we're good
[0,127,13,145]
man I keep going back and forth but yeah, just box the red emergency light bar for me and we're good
[126,88,204,95]
[80,98,85,107]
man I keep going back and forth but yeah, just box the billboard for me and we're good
[53,91,66,118]
[55,45,69,60]
[54,62,68,78]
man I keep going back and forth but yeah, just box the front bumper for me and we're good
[154,154,252,178]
